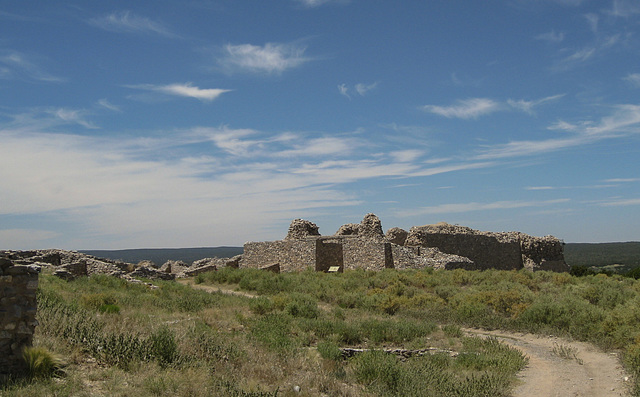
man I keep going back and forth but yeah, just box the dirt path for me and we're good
[181,280,631,396]
[465,328,629,397]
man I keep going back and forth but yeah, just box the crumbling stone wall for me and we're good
[406,225,523,270]
[0,257,39,380]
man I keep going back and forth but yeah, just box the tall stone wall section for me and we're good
[0,257,39,380]
[407,230,523,270]
[243,239,316,272]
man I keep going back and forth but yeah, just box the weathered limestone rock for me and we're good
[335,223,360,236]
[285,219,320,240]
[386,227,408,246]
[182,264,218,277]
[359,213,385,241]
[226,254,242,268]
[129,265,175,280]
[159,260,189,275]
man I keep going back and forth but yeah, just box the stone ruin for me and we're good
[1,257,39,380]
[242,214,569,273]
[0,249,241,380]
[0,249,242,284]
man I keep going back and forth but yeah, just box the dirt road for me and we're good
[466,328,629,397]
[182,281,631,396]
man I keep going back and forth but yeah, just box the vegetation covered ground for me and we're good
[2,267,640,396]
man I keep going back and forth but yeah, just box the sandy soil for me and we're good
[182,280,632,396]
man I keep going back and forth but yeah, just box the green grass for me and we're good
[3,267,640,396]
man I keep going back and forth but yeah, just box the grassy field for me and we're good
[3,267,640,396]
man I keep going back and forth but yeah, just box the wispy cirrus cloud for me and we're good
[97,99,121,112]
[89,11,177,38]
[423,95,563,119]
[0,118,497,248]
[624,73,640,87]
[292,0,348,7]
[396,199,570,217]
[422,98,502,119]
[218,42,311,74]
[475,104,640,160]
[0,50,64,82]
[127,83,231,102]
[338,82,378,99]
[49,108,98,129]
[604,178,640,183]
[599,197,640,206]
[607,0,640,17]
[507,94,565,114]
[535,30,565,42]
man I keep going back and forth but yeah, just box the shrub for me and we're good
[149,326,179,367]
[317,340,343,361]
[284,293,319,319]
[22,346,66,379]
[250,296,275,315]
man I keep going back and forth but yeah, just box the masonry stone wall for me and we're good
[243,239,316,272]
[0,257,39,380]
[343,239,392,271]
[407,229,524,270]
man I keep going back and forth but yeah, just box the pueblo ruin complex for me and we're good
[242,214,569,273]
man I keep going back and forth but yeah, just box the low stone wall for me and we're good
[0,257,39,380]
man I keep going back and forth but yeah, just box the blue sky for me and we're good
[1,0,640,250]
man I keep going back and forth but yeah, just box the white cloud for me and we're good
[608,0,640,17]
[0,50,64,82]
[624,73,640,87]
[128,83,231,101]
[600,198,640,206]
[422,98,502,119]
[525,186,556,190]
[355,82,378,96]
[89,11,177,37]
[292,0,347,7]
[97,99,121,112]
[535,30,565,42]
[604,178,640,183]
[338,82,378,98]
[475,104,640,160]
[219,42,311,74]
[397,199,570,217]
[276,137,359,157]
[585,13,599,33]
[389,150,423,163]
[338,83,350,99]
[48,108,97,129]
[507,94,564,114]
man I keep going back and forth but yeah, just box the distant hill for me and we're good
[80,247,243,266]
[565,242,640,271]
